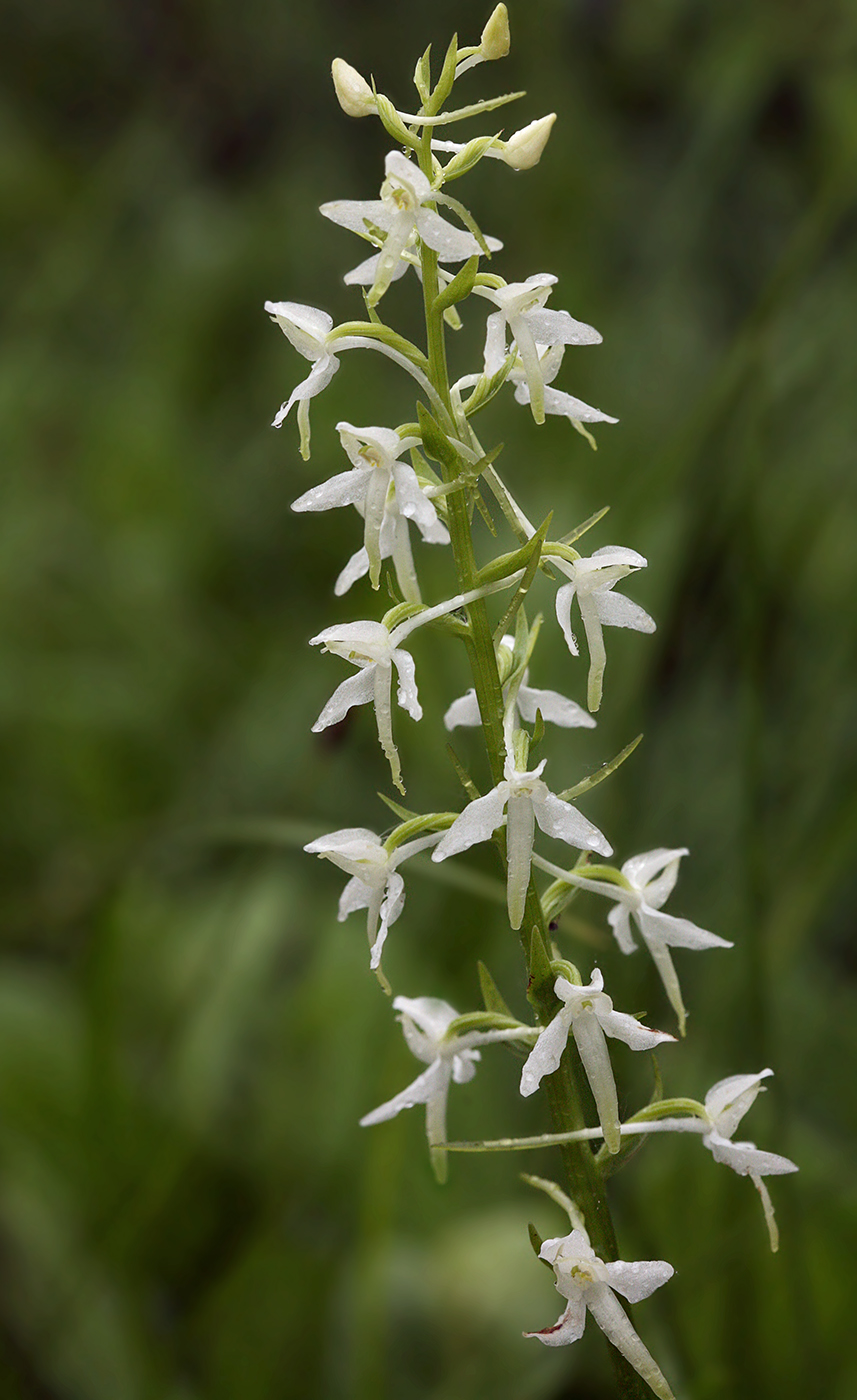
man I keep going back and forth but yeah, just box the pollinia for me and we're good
[266,10,796,1396]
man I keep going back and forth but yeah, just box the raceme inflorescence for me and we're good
[267,10,796,1396]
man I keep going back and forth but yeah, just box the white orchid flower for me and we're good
[291,422,448,595]
[520,970,674,1152]
[360,995,530,1181]
[303,826,441,972]
[550,545,655,712]
[432,752,611,931]
[265,300,442,460]
[538,848,732,1034]
[509,340,618,442]
[698,1071,798,1250]
[309,619,421,794]
[479,274,602,424]
[525,1228,675,1399]
[444,633,595,733]
[320,151,502,307]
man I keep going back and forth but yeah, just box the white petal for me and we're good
[554,582,580,655]
[706,1131,798,1178]
[319,198,390,234]
[335,548,370,595]
[344,250,411,286]
[596,1006,676,1052]
[392,648,422,721]
[517,684,596,729]
[638,905,733,952]
[338,874,371,920]
[432,784,509,861]
[525,308,602,346]
[572,1009,621,1152]
[264,301,333,353]
[416,208,485,261]
[272,354,339,427]
[604,1259,675,1304]
[594,590,656,633]
[369,871,406,969]
[584,1285,676,1400]
[537,384,619,424]
[704,1070,773,1134]
[622,848,688,903]
[608,903,639,954]
[291,470,367,513]
[359,1061,445,1126]
[534,791,612,857]
[524,1295,587,1347]
[395,995,459,1044]
[443,690,482,730]
[312,668,376,731]
[519,1007,574,1097]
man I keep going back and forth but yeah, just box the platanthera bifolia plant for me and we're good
[265,10,797,1396]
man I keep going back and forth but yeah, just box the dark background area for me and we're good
[1,0,856,1396]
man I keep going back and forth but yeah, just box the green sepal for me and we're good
[478,512,551,589]
[440,133,503,182]
[528,1221,552,1267]
[417,402,460,476]
[374,90,420,150]
[526,923,555,1007]
[549,957,582,986]
[446,1009,526,1038]
[561,504,609,547]
[384,810,457,853]
[558,734,643,801]
[436,190,494,256]
[377,793,419,822]
[478,960,515,1019]
[413,44,432,103]
[430,32,459,111]
[529,707,546,752]
[432,254,479,315]
[446,744,481,803]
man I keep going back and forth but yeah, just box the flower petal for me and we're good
[359,1061,445,1126]
[443,689,482,730]
[604,1259,675,1304]
[517,684,596,729]
[534,791,612,857]
[594,590,656,633]
[519,1006,574,1097]
[312,668,376,731]
[524,1295,587,1347]
[432,785,509,861]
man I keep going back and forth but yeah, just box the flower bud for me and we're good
[501,113,556,170]
[331,58,376,118]
[481,4,511,60]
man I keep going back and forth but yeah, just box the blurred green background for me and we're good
[2,0,856,1396]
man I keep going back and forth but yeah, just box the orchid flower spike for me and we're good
[545,848,732,1034]
[520,970,675,1152]
[309,619,421,794]
[360,995,530,1181]
[551,545,655,712]
[320,151,502,307]
[700,1071,798,1250]
[526,1228,676,1400]
[432,750,611,931]
[291,422,448,596]
[303,827,441,976]
[444,634,595,733]
[480,274,602,424]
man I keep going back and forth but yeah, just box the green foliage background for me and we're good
[2,0,856,1396]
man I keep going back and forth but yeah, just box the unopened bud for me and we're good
[331,58,376,118]
[502,113,556,170]
[481,4,511,60]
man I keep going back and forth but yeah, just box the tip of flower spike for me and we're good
[481,5,511,60]
[331,58,376,117]
[502,114,557,171]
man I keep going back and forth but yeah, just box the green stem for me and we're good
[415,117,648,1400]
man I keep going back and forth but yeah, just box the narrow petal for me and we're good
[584,1285,675,1400]
[312,668,376,731]
[578,595,607,713]
[335,547,371,595]
[506,790,535,929]
[338,874,371,920]
[752,1173,781,1252]
[639,905,733,952]
[344,250,411,286]
[572,1009,621,1152]
[483,310,508,378]
[372,662,402,792]
[432,785,509,861]
[608,903,639,954]
[554,581,580,655]
[369,871,406,969]
[392,647,422,721]
[645,939,688,1036]
[537,384,619,424]
[534,791,612,857]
